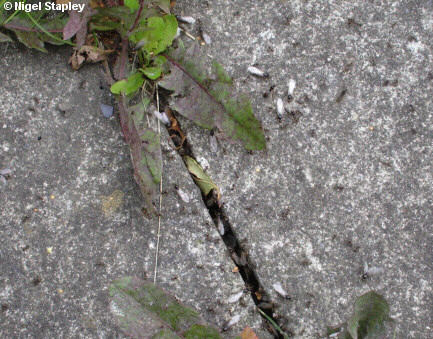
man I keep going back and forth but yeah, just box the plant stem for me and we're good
[258,308,290,339]
[127,0,144,34]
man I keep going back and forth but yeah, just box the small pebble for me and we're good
[272,282,289,298]
[209,133,218,153]
[217,217,225,236]
[177,16,196,24]
[329,330,342,338]
[276,98,284,119]
[223,314,240,331]
[367,266,384,276]
[174,27,181,39]
[227,291,244,303]
[58,102,72,113]
[201,31,212,45]
[247,66,269,78]
[153,110,170,125]
[363,262,384,278]
[197,156,209,171]
[288,79,296,97]
[176,188,190,203]
[100,104,114,118]
[0,168,11,176]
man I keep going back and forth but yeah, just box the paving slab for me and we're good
[0,45,270,338]
[174,0,433,337]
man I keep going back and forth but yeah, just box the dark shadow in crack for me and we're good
[159,99,292,338]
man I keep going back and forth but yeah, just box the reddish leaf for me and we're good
[159,44,266,151]
[63,2,93,47]
[63,10,81,40]
[117,101,162,215]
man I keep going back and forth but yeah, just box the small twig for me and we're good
[179,27,196,41]
[127,0,145,35]
[118,0,144,80]
[153,84,163,284]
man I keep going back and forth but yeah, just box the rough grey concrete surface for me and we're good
[0,45,269,338]
[175,0,433,337]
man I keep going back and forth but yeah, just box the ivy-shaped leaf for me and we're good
[159,44,266,151]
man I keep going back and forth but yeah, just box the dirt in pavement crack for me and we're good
[162,107,290,338]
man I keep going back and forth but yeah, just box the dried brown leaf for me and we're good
[241,326,259,339]
[69,45,114,70]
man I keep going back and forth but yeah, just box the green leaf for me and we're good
[111,72,144,96]
[109,277,222,338]
[124,0,139,11]
[93,6,134,20]
[140,66,162,80]
[90,7,135,37]
[0,32,13,43]
[159,44,266,150]
[130,15,178,55]
[152,330,183,338]
[110,80,128,94]
[123,99,162,214]
[184,156,218,197]
[89,21,121,32]
[154,55,167,67]
[125,72,145,95]
[14,31,47,52]
[346,291,390,339]
[38,15,70,46]
[183,325,221,338]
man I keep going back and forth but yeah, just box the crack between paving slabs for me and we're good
[161,106,291,339]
